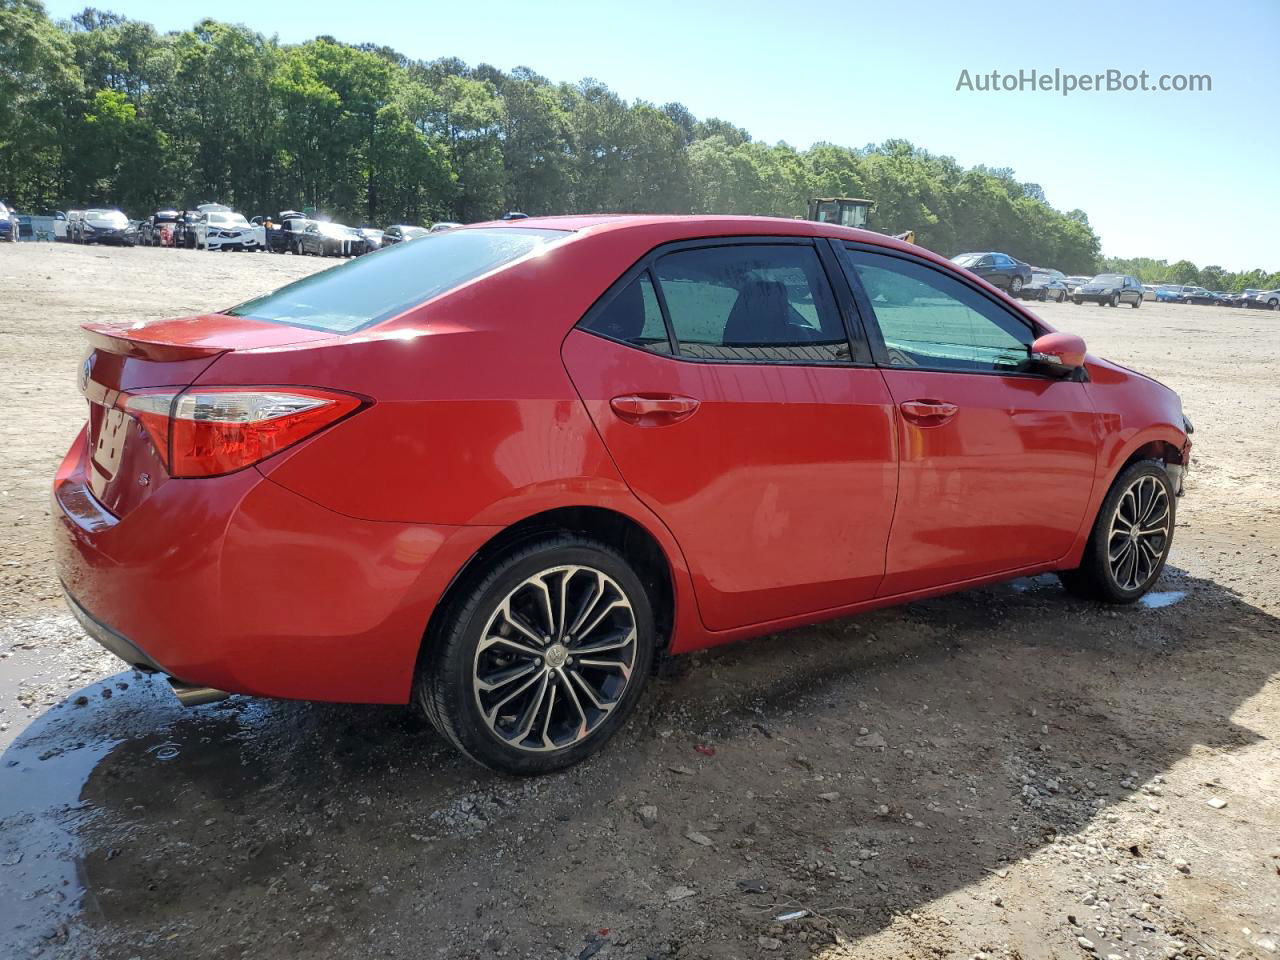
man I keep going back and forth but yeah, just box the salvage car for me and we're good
[259,211,305,253]
[0,201,17,241]
[1020,270,1070,302]
[69,208,136,246]
[53,215,1192,774]
[1250,289,1280,309]
[1175,286,1218,305]
[192,210,266,252]
[299,220,367,257]
[381,223,430,245]
[1072,273,1143,307]
[139,210,182,246]
[950,251,1033,294]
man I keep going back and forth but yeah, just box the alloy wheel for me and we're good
[1107,474,1170,591]
[472,565,637,753]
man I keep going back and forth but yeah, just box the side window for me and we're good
[843,247,1037,374]
[580,273,672,354]
[652,244,850,363]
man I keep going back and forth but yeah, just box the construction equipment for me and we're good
[806,197,915,244]
[807,197,872,229]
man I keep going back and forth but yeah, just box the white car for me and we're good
[193,210,266,251]
[1253,289,1280,310]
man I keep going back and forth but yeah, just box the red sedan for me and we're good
[53,216,1192,773]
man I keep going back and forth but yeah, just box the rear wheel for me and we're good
[1131,296,1141,308]
[1058,460,1174,603]
[417,537,655,774]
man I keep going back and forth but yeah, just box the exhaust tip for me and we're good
[168,678,231,707]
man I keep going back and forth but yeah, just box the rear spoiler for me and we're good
[82,322,227,362]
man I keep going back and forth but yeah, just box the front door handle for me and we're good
[899,399,958,426]
[610,394,700,425]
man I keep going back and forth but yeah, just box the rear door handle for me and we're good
[610,394,700,425]
[899,399,958,425]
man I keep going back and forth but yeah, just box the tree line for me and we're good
[1097,256,1280,295]
[1,2,1270,286]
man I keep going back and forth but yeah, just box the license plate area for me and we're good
[91,405,131,481]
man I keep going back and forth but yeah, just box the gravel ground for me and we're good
[0,243,1277,960]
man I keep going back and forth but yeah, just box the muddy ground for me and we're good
[0,243,1277,960]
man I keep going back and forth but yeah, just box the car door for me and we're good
[562,238,898,632]
[837,243,1100,596]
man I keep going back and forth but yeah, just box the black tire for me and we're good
[1010,276,1023,294]
[1109,293,1120,307]
[1073,297,1082,305]
[1269,298,1279,310]
[416,536,656,774]
[1058,459,1175,603]
[1131,296,1141,308]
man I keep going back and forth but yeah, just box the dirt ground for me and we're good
[1,243,1277,960]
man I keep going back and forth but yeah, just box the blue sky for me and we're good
[45,0,1279,270]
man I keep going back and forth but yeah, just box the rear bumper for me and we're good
[52,431,499,703]
[63,586,165,673]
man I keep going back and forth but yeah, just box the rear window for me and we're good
[228,227,568,332]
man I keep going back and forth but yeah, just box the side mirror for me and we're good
[1031,331,1087,376]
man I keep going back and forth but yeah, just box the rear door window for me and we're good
[653,244,850,363]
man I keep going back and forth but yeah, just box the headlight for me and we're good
[83,223,95,232]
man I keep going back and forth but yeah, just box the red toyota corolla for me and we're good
[53,216,1192,773]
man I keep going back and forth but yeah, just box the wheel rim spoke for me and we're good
[475,660,539,694]
[473,563,637,753]
[1106,475,1169,592]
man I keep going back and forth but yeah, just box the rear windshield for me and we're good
[228,227,569,333]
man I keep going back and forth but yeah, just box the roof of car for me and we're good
[459,213,923,255]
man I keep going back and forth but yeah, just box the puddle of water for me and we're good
[1140,590,1187,609]
[0,613,179,953]
[1009,573,1062,593]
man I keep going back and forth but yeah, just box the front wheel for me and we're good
[1109,293,1120,307]
[417,537,656,774]
[1009,276,1023,294]
[1058,460,1175,603]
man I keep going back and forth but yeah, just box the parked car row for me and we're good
[26,201,458,257]
[949,250,1278,312]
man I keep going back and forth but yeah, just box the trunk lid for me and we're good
[80,314,338,517]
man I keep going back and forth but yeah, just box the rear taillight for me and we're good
[121,387,363,478]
